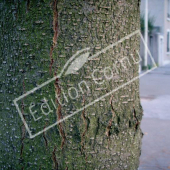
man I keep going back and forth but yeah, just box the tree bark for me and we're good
[0,0,143,169]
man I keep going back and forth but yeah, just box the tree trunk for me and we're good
[0,0,143,169]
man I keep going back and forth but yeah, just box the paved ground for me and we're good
[139,64,170,170]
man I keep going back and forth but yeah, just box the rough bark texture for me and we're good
[0,0,143,170]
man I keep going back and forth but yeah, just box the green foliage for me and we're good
[140,14,155,34]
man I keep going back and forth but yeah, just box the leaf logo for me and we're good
[64,50,90,76]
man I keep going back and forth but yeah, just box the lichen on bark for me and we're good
[0,0,143,169]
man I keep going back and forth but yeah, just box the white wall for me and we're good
[164,0,170,61]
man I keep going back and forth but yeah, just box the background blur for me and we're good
[139,0,170,169]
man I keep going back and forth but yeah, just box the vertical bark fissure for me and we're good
[52,146,58,170]
[43,123,48,148]
[55,78,66,149]
[138,0,140,8]
[81,96,88,153]
[0,0,142,169]
[105,95,116,141]
[51,0,66,149]
[26,0,30,13]
[133,107,139,131]
[49,0,58,74]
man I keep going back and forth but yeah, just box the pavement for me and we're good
[139,64,170,170]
